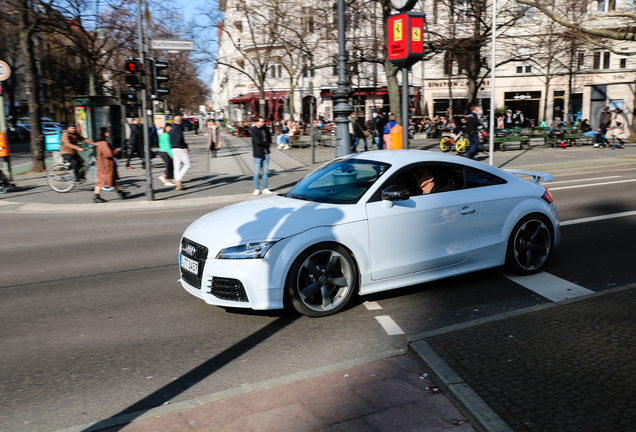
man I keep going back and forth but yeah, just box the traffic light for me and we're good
[150,59,170,99]
[120,89,137,105]
[124,58,142,88]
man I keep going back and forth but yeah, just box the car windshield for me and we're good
[286,158,391,204]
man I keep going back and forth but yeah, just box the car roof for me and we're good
[347,150,529,183]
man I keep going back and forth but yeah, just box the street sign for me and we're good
[150,39,194,51]
[0,60,11,81]
[387,12,424,68]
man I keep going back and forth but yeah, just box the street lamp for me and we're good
[333,0,353,157]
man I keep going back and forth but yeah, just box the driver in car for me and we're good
[412,167,455,195]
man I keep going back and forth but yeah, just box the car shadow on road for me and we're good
[80,315,300,432]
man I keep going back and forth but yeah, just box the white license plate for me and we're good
[180,254,199,274]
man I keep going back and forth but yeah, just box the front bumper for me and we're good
[178,237,285,310]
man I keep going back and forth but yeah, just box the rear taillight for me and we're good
[541,188,554,204]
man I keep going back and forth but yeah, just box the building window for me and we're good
[597,0,616,11]
[593,52,600,69]
[525,65,532,73]
[302,7,314,32]
[603,51,611,69]
[620,58,627,68]
[444,52,454,76]
[456,0,472,22]
[577,52,585,70]
[302,55,315,78]
[234,21,243,32]
[517,66,523,73]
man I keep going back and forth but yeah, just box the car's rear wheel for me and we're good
[286,243,357,317]
[505,215,553,275]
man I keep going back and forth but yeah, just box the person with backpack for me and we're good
[383,114,403,149]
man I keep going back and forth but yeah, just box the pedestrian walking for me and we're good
[126,118,145,169]
[206,120,222,158]
[158,124,175,186]
[464,106,481,160]
[383,114,398,150]
[372,110,385,149]
[169,116,190,191]
[595,106,611,148]
[610,108,628,149]
[60,124,94,182]
[93,127,129,203]
[353,113,369,151]
[193,118,199,136]
[251,116,272,196]
[513,109,524,128]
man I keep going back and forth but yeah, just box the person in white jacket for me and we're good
[610,108,628,149]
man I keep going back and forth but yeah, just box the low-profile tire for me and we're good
[440,138,451,152]
[285,243,357,317]
[505,214,553,275]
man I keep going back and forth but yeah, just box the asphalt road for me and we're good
[1,167,635,432]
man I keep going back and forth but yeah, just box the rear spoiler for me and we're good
[503,169,553,184]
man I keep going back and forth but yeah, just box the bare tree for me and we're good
[517,0,636,44]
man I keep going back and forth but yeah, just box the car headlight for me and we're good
[216,241,277,259]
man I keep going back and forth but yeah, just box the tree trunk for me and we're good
[18,0,45,172]
[385,60,401,123]
[288,82,296,121]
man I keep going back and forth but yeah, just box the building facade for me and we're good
[211,0,636,130]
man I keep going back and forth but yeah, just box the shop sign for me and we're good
[427,80,490,88]
[387,12,424,68]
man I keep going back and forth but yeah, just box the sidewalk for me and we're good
[2,131,636,213]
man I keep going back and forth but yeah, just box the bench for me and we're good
[494,135,530,151]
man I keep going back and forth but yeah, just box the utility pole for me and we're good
[137,0,153,200]
[333,0,352,157]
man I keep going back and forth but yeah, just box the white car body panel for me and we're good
[178,150,561,312]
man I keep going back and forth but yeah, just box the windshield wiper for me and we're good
[291,194,315,202]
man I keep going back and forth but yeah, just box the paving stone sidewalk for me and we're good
[63,354,475,432]
[411,285,636,432]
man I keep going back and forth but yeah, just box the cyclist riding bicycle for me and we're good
[60,125,95,182]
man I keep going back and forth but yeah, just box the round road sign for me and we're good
[0,61,11,81]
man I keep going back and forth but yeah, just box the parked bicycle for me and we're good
[440,129,469,153]
[46,145,97,193]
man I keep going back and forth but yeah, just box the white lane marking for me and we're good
[550,179,636,191]
[561,210,636,226]
[364,301,383,311]
[503,271,593,301]
[375,316,405,335]
[549,175,621,185]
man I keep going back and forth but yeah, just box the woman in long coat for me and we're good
[206,120,222,157]
[93,127,130,203]
[610,108,628,149]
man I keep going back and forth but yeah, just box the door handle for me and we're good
[460,206,476,215]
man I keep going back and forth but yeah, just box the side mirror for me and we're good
[382,185,410,202]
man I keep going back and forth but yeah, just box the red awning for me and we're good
[230,90,289,104]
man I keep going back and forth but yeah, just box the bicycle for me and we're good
[46,146,98,193]
[440,129,469,153]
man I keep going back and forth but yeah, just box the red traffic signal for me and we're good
[124,58,142,88]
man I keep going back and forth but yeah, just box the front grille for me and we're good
[208,277,249,302]
[180,237,209,289]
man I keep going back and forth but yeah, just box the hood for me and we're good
[182,195,362,254]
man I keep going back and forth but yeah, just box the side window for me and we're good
[465,167,507,188]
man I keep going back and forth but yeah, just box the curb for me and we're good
[407,282,636,432]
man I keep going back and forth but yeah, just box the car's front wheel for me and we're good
[286,243,357,317]
[505,215,553,275]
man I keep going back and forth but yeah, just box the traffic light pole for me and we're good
[137,0,153,201]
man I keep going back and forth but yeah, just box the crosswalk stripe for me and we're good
[503,271,593,301]
[561,210,636,226]
[364,301,383,311]
[375,316,405,335]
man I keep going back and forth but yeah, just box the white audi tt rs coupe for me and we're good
[178,150,560,317]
